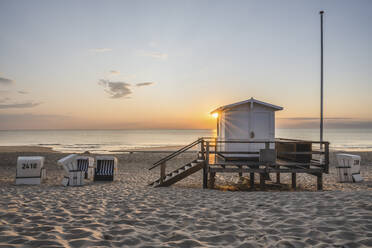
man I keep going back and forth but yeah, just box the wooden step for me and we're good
[150,159,204,187]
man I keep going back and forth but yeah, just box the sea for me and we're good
[0,129,371,153]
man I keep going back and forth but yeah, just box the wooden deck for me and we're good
[149,137,329,190]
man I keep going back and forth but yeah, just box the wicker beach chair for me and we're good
[16,156,46,185]
[58,154,94,186]
[94,156,118,181]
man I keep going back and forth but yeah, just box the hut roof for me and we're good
[211,97,283,114]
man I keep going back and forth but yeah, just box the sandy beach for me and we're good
[0,146,372,247]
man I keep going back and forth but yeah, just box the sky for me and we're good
[0,0,371,130]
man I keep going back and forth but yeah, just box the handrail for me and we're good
[202,136,330,145]
[149,138,202,170]
[276,137,330,145]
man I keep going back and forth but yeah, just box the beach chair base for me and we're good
[85,167,94,179]
[16,177,42,185]
[69,171,85,186]
[94,175,114,181]
[62,177,69,186]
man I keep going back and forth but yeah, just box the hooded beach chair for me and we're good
[58,154,94,186]
[16,156,46,185]
[94,156,118,181]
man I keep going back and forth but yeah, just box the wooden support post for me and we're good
[324,142,329,174]
[203,141,210,189]
[160,162,166,183]
[209,172,216,189]
[201,139,205,160]
[317,173,323,190]
[238,165,242,177]
[214,137,217,154]
[276,172,280,184]
[260,173,265,188]
[292,173,296,189]
[250,173,255,188]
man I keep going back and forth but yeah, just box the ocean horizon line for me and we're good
[1,127,372,132]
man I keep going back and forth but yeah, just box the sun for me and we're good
[212,113,219,118]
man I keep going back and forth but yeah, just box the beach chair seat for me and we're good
[94,156,118,181]
[76,156,95,179]
[16,156,46,185]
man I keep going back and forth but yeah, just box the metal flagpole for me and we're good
[320,11,324,149]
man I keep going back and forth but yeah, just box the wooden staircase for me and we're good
[149,138,206,187]
[149,159,204,187]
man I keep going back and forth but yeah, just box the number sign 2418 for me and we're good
[22,163,37,169]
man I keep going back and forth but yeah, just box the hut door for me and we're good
[251,112,271,150]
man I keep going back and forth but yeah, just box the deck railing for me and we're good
[200,138,329,168]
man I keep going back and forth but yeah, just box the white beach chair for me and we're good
[94,156,118,181]
[16,156,46,185]
[336,153,362,183]
[58,154,94,186]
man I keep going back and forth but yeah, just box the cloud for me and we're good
[136,82,155,87]
[89,48,112,53]
[0,102,41,109]
[98,79,132,98]
[110,70,120,75]
[0,77,13,85]
[18,90,28,94]
[138,50,168,59]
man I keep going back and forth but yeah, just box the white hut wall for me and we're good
[223,104,251,153]
[219,103,276,153]
[217,111,226,152]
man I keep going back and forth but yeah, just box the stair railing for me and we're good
[149,138,204,183]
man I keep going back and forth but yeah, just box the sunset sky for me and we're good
[0,0,371,130]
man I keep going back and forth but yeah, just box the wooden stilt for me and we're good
[317,173,323,190]
[203,167,208,189]
[209,172,216,189]
[238,165,242,177]
[203,142,210,189]
[276,172,280,184]
[260,173,265,188]
[292,173,296,189]
[250,173,255,188]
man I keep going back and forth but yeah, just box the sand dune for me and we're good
[0,147,371,247]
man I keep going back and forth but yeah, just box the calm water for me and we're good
[0,129,371,153]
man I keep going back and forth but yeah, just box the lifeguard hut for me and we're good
[211,98,283,159]
[149,98,329,191]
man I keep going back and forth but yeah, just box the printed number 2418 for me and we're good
[22,163,37,169]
